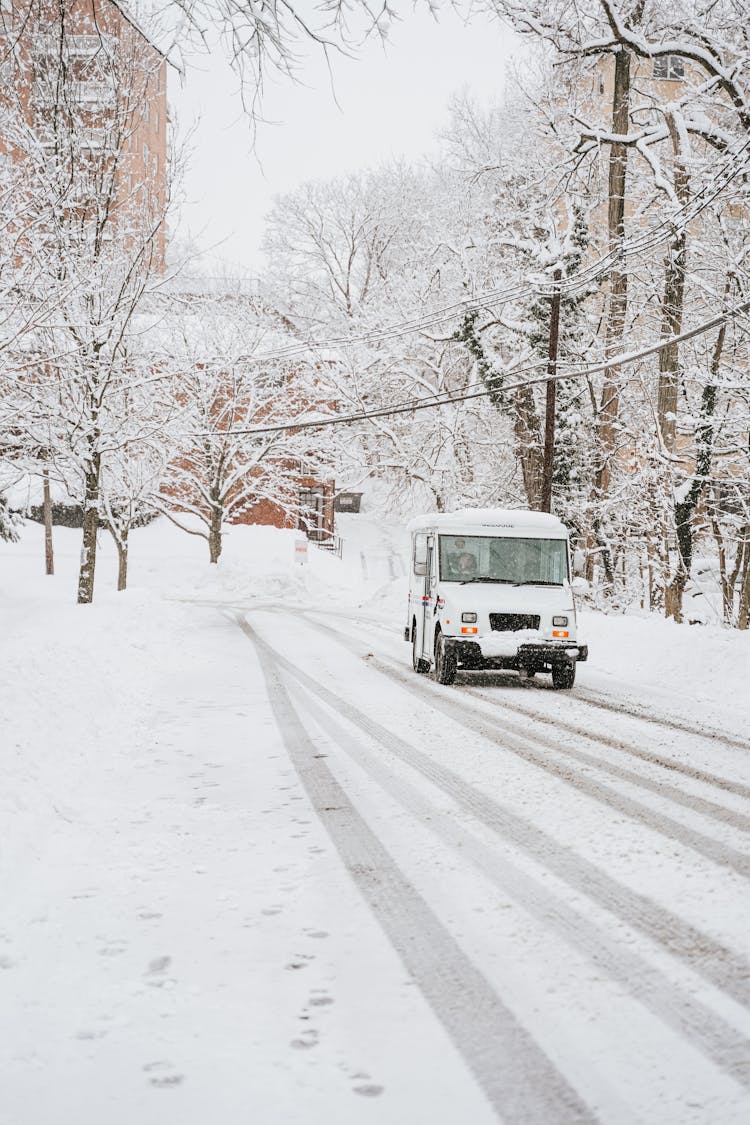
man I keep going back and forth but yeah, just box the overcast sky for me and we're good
[170,7,521,277]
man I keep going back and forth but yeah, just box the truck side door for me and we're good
[421,535,435,662]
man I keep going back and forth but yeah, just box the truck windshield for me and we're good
[438,535,568,585]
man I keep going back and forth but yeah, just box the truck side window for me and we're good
[413,534,429,576]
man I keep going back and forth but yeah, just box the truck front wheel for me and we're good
[552,660,576,690]
[434,633,457,685]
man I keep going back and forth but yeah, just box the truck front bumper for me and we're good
[443,637,587,670]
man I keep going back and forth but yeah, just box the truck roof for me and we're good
[407,508,568,536]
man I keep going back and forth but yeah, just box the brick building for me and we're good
[240,472,336,543]
[0,0,168,266]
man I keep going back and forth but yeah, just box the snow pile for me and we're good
[578,609,750,737]
[0,575,195,880]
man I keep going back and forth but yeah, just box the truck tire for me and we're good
[552,659,576,690]
[412,625,430,674]
[434,633,457,685]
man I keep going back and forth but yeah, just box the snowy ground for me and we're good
[2,515,750,1124]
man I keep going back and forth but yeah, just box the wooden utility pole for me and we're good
[541,268,563,513]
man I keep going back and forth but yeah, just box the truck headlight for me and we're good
[552,616,569,627]
[461,612,477,623]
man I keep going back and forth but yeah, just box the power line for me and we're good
[217,297,750,437]
[233,138,750,366]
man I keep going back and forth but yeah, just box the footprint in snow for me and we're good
[146,955,172,975]
[290,1029,319,1050]
[98,941,127,957]
[143,1060,184,1088]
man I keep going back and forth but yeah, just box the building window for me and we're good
[334,492,362,513]
[653,55,685,80]
[81,128,105,150]
[77,80,115,107]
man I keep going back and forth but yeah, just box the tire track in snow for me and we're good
[290,681,750,1092]
[463,681,750,804]
[310,608,750,803]
[460,690,750,835]
[564,687,749,754]
[237,616,598,1125]
[298,615,750,875]
[245,613,750,1011]
[307,608,749,753]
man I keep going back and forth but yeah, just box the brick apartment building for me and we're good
[0,0,168,266]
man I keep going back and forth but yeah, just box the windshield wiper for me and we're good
[512,580,564,587]
[458,576,515,585]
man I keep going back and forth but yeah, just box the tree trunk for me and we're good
[587,47,634,588]
[43,468,54,576]
[656,231,688,452]
[513,386,545,509]
[591,47,632,507]
[663,296,725,622]
[738,532,750,630]
[117,527,128,592]
[658,115,693,622]
[708,505,733,623]
[664,568,686,623]
[77,455,101,604]
[541,269,563,513]
[208,502,223,564]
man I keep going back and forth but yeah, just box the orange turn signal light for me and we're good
[552,629,569,638]
[461,626,478,635]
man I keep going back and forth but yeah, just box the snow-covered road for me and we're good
[228,604,750,1124]
[3,520,750,1124]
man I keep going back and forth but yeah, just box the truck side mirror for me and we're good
[571,576,589,594]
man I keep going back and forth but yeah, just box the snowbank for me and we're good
[577,608,750,737]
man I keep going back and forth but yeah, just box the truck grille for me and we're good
[489,613,540,632]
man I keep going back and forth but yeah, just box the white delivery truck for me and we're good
[404,508,588,689]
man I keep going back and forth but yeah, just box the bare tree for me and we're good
[156,297,331,563]
[0,0,171,603]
